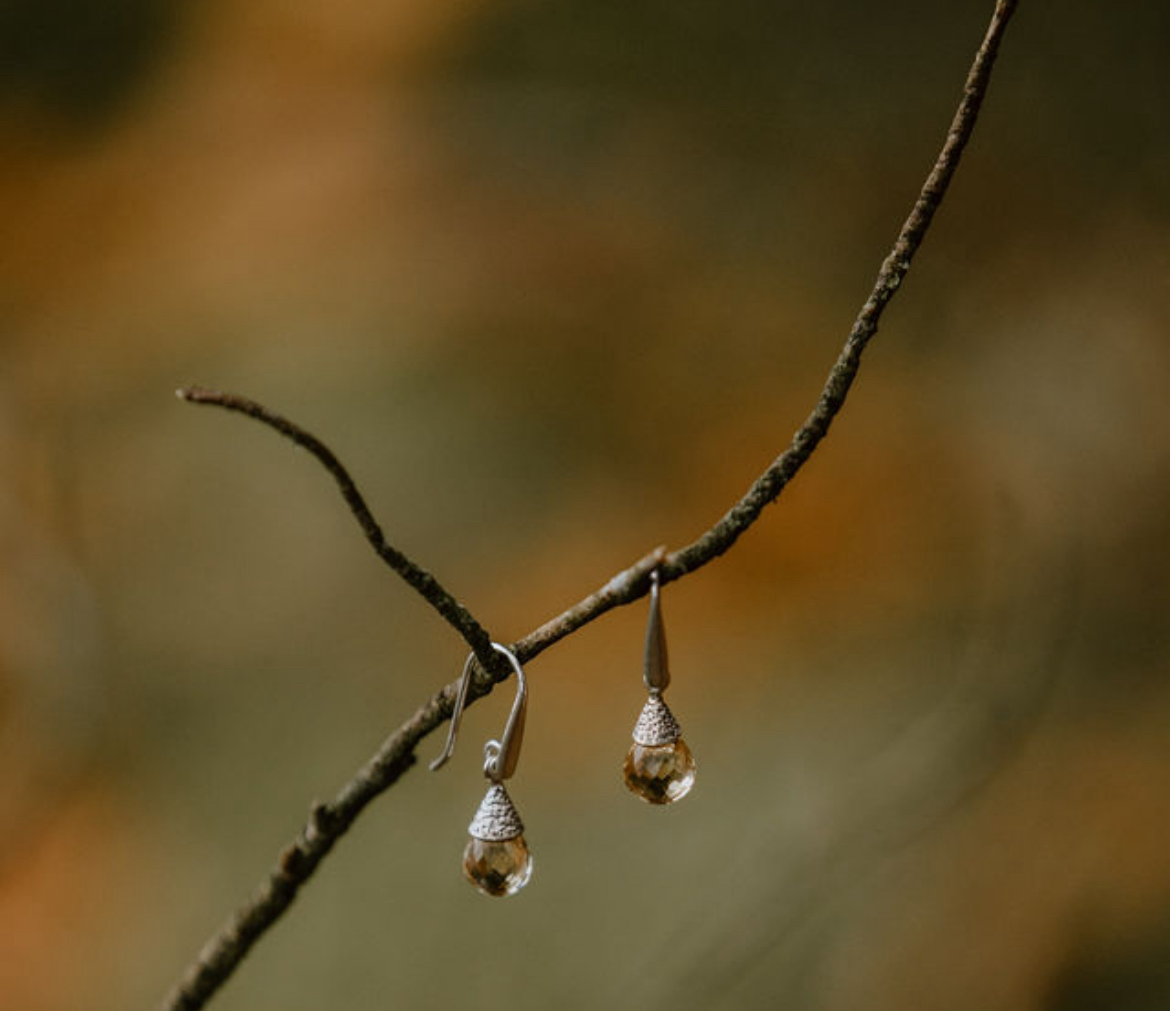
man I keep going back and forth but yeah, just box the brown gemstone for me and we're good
[623,738,696,805]
[462,834,533,896]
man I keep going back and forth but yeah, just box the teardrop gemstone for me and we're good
[462,835,533,896]
[623,738,696,805]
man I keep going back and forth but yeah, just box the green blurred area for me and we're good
[1,2,1168,1009]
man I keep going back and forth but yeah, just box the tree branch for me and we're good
[665,0,1019,579]
[176,386,498,668]
[160,2,1019,1008]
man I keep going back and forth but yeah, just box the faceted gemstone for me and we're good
[462,834,533,897]
[623,738,696,805]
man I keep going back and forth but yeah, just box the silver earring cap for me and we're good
[468,782,525,841]
[632,694,682,746]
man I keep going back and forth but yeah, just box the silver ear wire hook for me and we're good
[643,569,670,693]
[429,642,527,784]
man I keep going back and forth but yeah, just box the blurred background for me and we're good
[1,0,1168,1008]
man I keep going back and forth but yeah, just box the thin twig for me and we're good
[176,386,498,668]
[663,0,1019,581]
[160,3,1019,1008]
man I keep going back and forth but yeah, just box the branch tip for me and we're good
[173,385,495,659]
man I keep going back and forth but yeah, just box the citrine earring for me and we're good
[431,642,533,897]
[623,569,696,804]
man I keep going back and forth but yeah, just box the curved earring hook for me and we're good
[644,569,670,693]
[429,642,527,784]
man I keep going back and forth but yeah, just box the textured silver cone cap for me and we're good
[468,783,525,841]
[632,694,682,746]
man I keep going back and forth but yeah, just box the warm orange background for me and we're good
[2,2,1168,1009]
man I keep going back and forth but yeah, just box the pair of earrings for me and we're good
[430,568,695,897]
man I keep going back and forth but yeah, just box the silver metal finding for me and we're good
[429,642,528,784]
[632,693,682,746]
[643,569,671,693]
